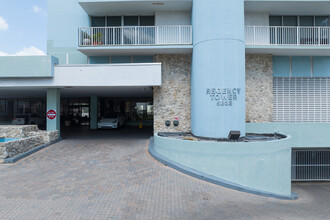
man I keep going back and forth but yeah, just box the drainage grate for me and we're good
[292,148,330,181]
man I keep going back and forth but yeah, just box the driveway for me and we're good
[0,127,329,219]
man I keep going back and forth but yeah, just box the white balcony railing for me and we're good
[79,25,192,47]
[245,26,330,46]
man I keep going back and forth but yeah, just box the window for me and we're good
[91,17,106,27]
[91,16,155,27]
[269,16,282,26]
[107,16,121,26]
[315,16,329,26]
[140,16,155,26]
[283,16,297,26]
[124,16,139,26]
[299,16,313,26]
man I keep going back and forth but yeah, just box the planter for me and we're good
[83,38,91,45]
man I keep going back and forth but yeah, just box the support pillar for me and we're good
[90,96,98,130]
[47,88,60,137]
[191,0,246,138]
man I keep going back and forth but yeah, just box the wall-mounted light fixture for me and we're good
[228,131,241,141]
[165,120,171,127]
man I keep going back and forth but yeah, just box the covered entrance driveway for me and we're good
[0,86,154,137]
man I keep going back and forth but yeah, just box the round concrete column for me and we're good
[191,0,246,138]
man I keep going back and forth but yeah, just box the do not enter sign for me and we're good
[47,110,57,120]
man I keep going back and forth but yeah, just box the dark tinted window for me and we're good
[140,16,155,26]
[107,16,121,26]
[124,16,138,26]
[91,17,105,27]
[269,16,282,26]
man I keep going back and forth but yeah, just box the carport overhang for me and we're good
[0,63,162,88]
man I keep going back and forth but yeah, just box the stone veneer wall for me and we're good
[154,54,191,132]
[246,54,273,123]
[0,125,59,161]
[153,54,273,132]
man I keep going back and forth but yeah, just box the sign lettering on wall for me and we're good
[206,88,242,107]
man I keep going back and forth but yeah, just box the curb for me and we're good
[3,138,62,164]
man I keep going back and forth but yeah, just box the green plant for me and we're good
[93,33,104,45]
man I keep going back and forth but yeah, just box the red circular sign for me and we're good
[47,110,57,120]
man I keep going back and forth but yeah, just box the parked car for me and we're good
[12,114,45,125]
[29,114,45,125]
[12,115,29,125]
[98,112,125,129]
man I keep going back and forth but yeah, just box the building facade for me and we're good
[1,0,330,196]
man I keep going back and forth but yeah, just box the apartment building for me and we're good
[0,0,330,198]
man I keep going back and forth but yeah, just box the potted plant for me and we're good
[93,32,104,45]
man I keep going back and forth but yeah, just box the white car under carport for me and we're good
[98,113,125,129]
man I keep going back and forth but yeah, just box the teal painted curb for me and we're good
[4,139,61,164]
[148,137,298,200]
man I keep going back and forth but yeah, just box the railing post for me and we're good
[190,26,193,44]
[179,26,182,44]
[318,27,321,46]
[91,27,94,46]
[104,27,107,46]
[156,26,159,45]
[121,27,124,45]
[135,27,137,45]
[78,28,81,46]
[253,26,256,45]
[275,27,278,45]
[297,26,299,46]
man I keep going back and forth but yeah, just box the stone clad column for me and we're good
[90,96,98,130]
[191,0,246,138]
[47,88,60,137]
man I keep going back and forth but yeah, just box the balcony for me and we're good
[78,25,192,56]
[245,26,330,56]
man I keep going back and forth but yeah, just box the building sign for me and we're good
[47,110,57,120]
[206,88,242,107]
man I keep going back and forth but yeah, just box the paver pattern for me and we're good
[0,127,329,220]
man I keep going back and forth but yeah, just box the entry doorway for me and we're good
[61,98,90,127]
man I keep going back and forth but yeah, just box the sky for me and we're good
[0,0,47,56]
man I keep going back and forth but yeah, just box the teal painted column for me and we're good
[47,88,61,136]
[90,96,98,130]
[191,0,246,138]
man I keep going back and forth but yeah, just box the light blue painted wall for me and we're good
[291,56,311,77]
[47,88,60,137]
[313,57,330,77]
[273,56,290,77]
[47,0,90,64]
[154,133,292,197]
[0,56,58,78]
[247,123,330,148]
[191,0,246,138]
[153,122,330,197]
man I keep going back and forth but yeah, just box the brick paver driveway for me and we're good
[0,127,329,220]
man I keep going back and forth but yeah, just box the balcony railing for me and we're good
[79,25,192,47]
[245,26,330,46]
